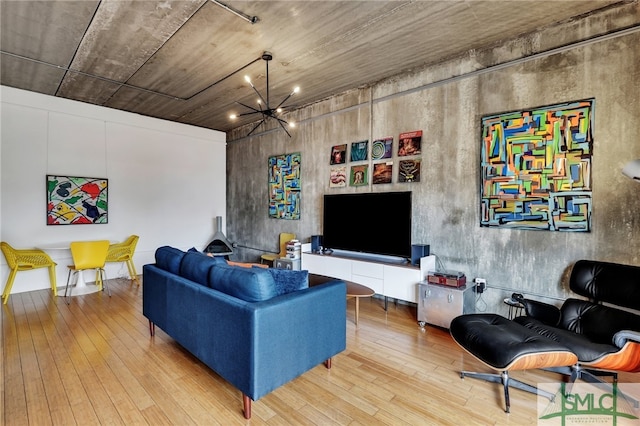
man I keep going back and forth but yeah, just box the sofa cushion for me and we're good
[180,251,224,286]
[264,268,309,296]
[155,246,185,274]
[209,264,278,302]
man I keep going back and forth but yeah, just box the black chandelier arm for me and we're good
[236,101,264,115]
[246,81,268,108]
[264,56,270,106]
[275,117,292,137]
[234,111,260,118]
[274,116,289,126]
[243,114,290,137]
[246,118,267,136]
[274,91,296,111]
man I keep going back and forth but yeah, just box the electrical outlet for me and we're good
[474,277,486,293]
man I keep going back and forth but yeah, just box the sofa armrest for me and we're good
[515,296,561,326]
[613,330,640,348]
[196,279,347,402]
[142,264,169,331]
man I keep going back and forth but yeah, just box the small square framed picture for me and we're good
[350,165,368,186]
[330,144,347,165]
[372,162,393,184]
[398,130,422,156]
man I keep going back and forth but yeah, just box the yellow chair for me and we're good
[106,235,140,285]
[65,240,110,304]
[260,233,296,265]
[1,242,57,304]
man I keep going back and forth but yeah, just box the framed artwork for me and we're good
[480,99,594,232]
[330,144,346,165]
[47,175,108,225]
[372,137,393,160]
[329,166,347,188]
[372,162,393,184]
[398,160,421,182]
[268,152,301,220]
[350,165,369,186]
[398,130,422,156]
[350,140,368,161]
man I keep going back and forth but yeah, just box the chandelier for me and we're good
[230,52,299,137]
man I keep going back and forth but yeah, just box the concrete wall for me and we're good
[226,4,640,315]
[1,86,227,295]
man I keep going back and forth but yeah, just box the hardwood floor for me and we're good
[1,278,634,425]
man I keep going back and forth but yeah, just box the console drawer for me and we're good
[352,260,383,279]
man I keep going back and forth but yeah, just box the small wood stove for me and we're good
[204,216,234,256]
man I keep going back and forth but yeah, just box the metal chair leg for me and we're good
[64,269,77,305]
[501,371,511,413]
[100,269,111,297]
[460,370,555,413]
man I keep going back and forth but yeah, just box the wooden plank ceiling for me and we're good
[0,0,623,133]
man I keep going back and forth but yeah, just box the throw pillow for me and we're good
[226,260,268,269]
[265,268,309,296]
[180,251,224,286]
[155,246,185,274]
[209,264,278,302]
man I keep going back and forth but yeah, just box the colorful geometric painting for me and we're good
[480,99,594,231]
[47,175,108,225]
[269,152,301,219]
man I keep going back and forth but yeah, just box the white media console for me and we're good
[301,250,436,304]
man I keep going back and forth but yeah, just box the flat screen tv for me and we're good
[323,191,412,259]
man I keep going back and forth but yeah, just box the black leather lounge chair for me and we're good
[451,259,640,413]
[514,259,640,396]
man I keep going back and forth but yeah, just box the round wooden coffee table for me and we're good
[346,281,375,326]
[309,274,375,326]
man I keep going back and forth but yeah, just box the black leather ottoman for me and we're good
[450,313,578,413]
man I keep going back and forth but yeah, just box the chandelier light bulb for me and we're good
[289,121,296,128]
[293,86,300,94]
[276,107,283,113]
[257,99,261,105]
[230,113,237,119]
[244,75,251,83]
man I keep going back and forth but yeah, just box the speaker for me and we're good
[311,235,323,253]
[411,244,430,265]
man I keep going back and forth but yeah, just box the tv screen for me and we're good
[323,191,412,259]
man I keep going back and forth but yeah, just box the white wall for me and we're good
[0,86,226,295]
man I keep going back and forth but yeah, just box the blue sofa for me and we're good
[142,246,347,418]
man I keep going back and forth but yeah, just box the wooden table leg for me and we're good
[355,297,359,326]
